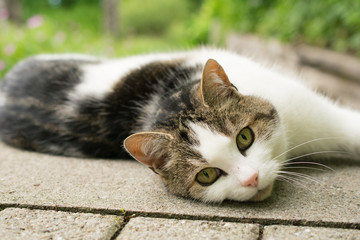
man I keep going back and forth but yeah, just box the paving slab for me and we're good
[263,225,360,240]
[0,207,121,240]
[0,142,359,226]
[117,217,259,240]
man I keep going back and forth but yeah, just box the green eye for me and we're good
[236,127,254,151]
[196,168,220,185]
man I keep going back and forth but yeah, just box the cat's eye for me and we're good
[236,127,254,151]
[196,168,221,185]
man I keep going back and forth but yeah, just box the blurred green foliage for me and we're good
[0,0,197,77]
[122,0,189,35]
[1,0,359,78]
[190,0,360,56]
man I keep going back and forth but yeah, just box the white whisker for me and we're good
[277,175,314,192]
[281,166,327,172]
[277,175,298,188]
[272,137,344,161]
[281,161,335,171]
[278,171,324,185]
[283,150,349,163]
[277,175,293,184]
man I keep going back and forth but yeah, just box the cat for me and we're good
[0,48,359,203]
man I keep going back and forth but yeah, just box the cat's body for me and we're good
[1,48,359,202]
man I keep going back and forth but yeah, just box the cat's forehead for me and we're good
[185,95,277,131]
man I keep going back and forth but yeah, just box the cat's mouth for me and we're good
[249,184,274,201]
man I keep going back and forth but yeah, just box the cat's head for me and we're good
[124,59,287,202]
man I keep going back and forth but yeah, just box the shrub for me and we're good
[190,0,360,56]
[121,0,191,35]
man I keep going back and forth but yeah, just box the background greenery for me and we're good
[0,0,199,77]
[190,0,360,55]
[1,0,359,78]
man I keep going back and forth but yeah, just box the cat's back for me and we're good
[0,51,202,157]
[0,55,103,156]
[1,54,101,102]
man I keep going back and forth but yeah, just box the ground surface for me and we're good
[0,140,359,239]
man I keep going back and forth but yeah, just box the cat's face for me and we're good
[124,59,287,202]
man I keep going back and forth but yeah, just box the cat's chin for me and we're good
[248,183,274,202]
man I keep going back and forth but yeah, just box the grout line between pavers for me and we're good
[110,218,130,240]
[109,209,135,240]
[110,227,123,240]
[125,211,360,230]
[257,225,264,240]
[1,203,359,230]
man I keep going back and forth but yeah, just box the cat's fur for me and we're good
[0,48,359,202]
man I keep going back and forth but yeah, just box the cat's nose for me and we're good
[242,172,258,188]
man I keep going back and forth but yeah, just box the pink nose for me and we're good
[242,173,258,187]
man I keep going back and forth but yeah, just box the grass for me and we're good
[0,1,196,78]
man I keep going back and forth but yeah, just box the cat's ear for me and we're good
[199,59,239,107]
[124,132,173,172]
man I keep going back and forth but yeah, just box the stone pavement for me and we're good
[1,40,360,239]
[0,137,359,239]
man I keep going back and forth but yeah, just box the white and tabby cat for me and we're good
[0,48,359,202]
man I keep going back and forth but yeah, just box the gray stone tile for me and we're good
[0,208,121,240]
[0,142,359,225]
[263,225,360,240]
[117,217,259,240]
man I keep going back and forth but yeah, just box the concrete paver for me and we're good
[263,225,360,240]
[0,207,121,240]
[0,142,359,225]
[117,217,259,240]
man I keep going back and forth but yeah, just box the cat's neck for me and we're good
[330,106,360,156]
[282,95,360,159]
